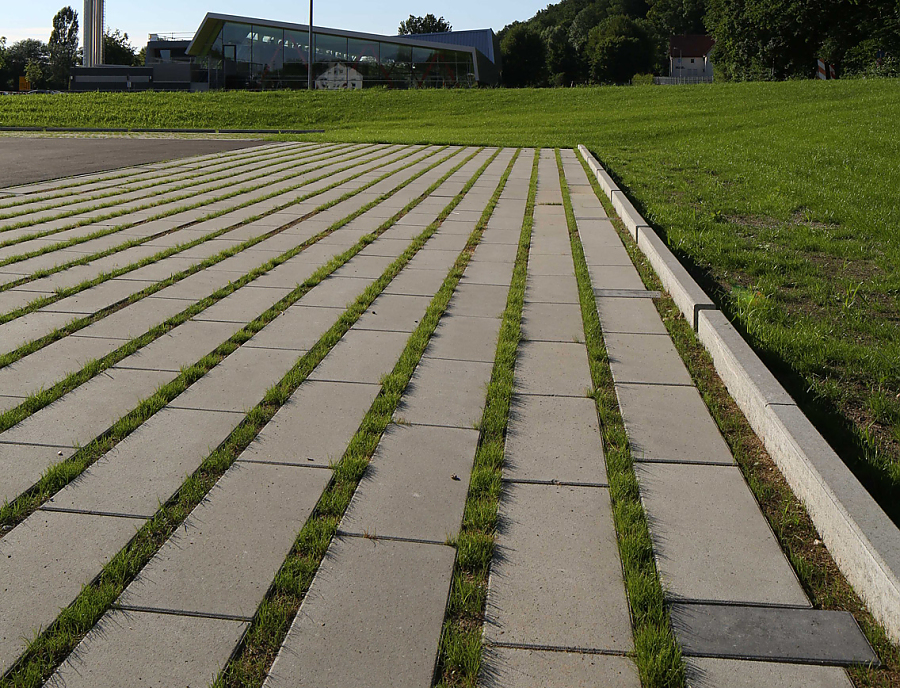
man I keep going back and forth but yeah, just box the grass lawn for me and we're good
[2,81,899,519]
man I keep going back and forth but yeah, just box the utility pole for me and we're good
[308,0,313,90]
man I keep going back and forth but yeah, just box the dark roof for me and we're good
[669,35,715,58]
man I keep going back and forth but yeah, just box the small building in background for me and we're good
[666,35,715,83]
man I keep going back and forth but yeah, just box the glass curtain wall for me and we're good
[205,20,475,90]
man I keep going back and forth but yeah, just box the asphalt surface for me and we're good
[0,137,266,188]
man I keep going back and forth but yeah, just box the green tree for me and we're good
[647,0,707,35]
[48,6,79,89]
[5,39,49,89]
[568,3,611,51]
[586,15,657,83]
[545,25,585,84]
[103,29,140,66]
[0,37,8,89]
[500,23,547,86]
[25,59,44,89]
[398,14,452,34]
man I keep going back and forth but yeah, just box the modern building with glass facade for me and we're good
[185,13,501,90]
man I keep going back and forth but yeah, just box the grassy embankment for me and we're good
[2,81,899,522]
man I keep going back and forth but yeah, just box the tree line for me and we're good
[499,0,900,85]
[0,6,142,91]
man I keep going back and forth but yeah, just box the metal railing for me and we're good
[654,76,714,85]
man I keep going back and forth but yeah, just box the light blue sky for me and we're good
[1,1,548,46]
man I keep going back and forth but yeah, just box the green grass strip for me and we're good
[0,143,372,263]
[562,149,685,688]
[0,146,462,441]
[0,142,324,220]
[0,147,500,688]
[0,145,438,374]
[0,143,355,244]
[431,149,534,687]
[214,149,519,688]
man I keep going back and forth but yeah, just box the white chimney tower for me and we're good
[83,0,105,67]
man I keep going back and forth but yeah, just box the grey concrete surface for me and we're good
[480,647,640,688]
[263,537,455,688]
[603,332,694,386]
[0,138,263,188]
[520,302,584,342]
[308,329,409,384]
[671,603,878,665]
[484,483,632,651]
[514,341,593,397]
[397,357,494,428]
[684,657,853,688]
[425,314,501,363]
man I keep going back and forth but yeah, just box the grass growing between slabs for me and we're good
[5,81,897,525]
[573,149,899,688]
[0,148,498,688]
[0,147,475,527]
[432,151,536,688]
[560,150,684,688]
[213,150,518,688]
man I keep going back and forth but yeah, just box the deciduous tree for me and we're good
[48,6,79,89]
[398,14,452,35]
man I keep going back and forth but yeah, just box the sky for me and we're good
[1,0,549,46]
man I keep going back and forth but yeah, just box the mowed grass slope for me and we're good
[3,80,899,519]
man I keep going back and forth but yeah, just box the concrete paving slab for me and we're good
[42,277,146,314]
[382,266,448,296]
[671,603,878,666]
[446,283,509,318]
[341,423,479,542]
[684,657,853,688]
[241,304,339,351]
[73,292,189,340]
[0,510,140,675]
[398,357,493,429]
[46,610,247,688]
[480,647,640,688]
[484,483,632,651]
[300,275,367,308]
[45,407,242,518]
[581,241,634,267]
[330,254,396,280]
[596,296,668,335]
[0,310,82,355]
[264,536,455,688]
[398,249,458,272]
[113,319,242,371]
[120,462,331,618]
[505,394,606,484]
[309,329,409,384]
[240,380,381,466]
[587,265,646,291]
[618,383,734,465]
[604,332,694,386]
[514,341,592,397]
[191,286,293,324]
[527,253,577,276]
[520,302,584,343]
[462,260,515,286]
[525,274,580,305]
[170,345,299,414]
[354,294,432,333]
[634,463,809,605]
[0,442,76,507]
[114,257,199,283]
[425,314,500,363]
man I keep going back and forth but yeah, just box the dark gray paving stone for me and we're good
[505,394,606,484]
[308,329,409,384]
[684,657,853,688]
[114,320,243,371]
[587,265,646,291]
[169,345,299,414]
[618,383,734,465]
[484,483,632,651]
[46,407,241,518]
[594,289,658,298]
[671,603,878,666]
[120,462,331,618]
[525,274,580,305]
[514,341,592,397]
[263,536,455,688]
[354,294,432,333]
[596,296,668,335]
[425,314,501,363]
[480,647,640,688]
[521,302,584,343]
[341,423,479,542]
[0,511,139,674]
[382,267,449,297]
[46,610,247,688]
[446,283,509,318]
[398,357,493,429]
[634,463,809,605]
[240,380,381,465]
[604,332,693,386]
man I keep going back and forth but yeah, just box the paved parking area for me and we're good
[0,140,872,687]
